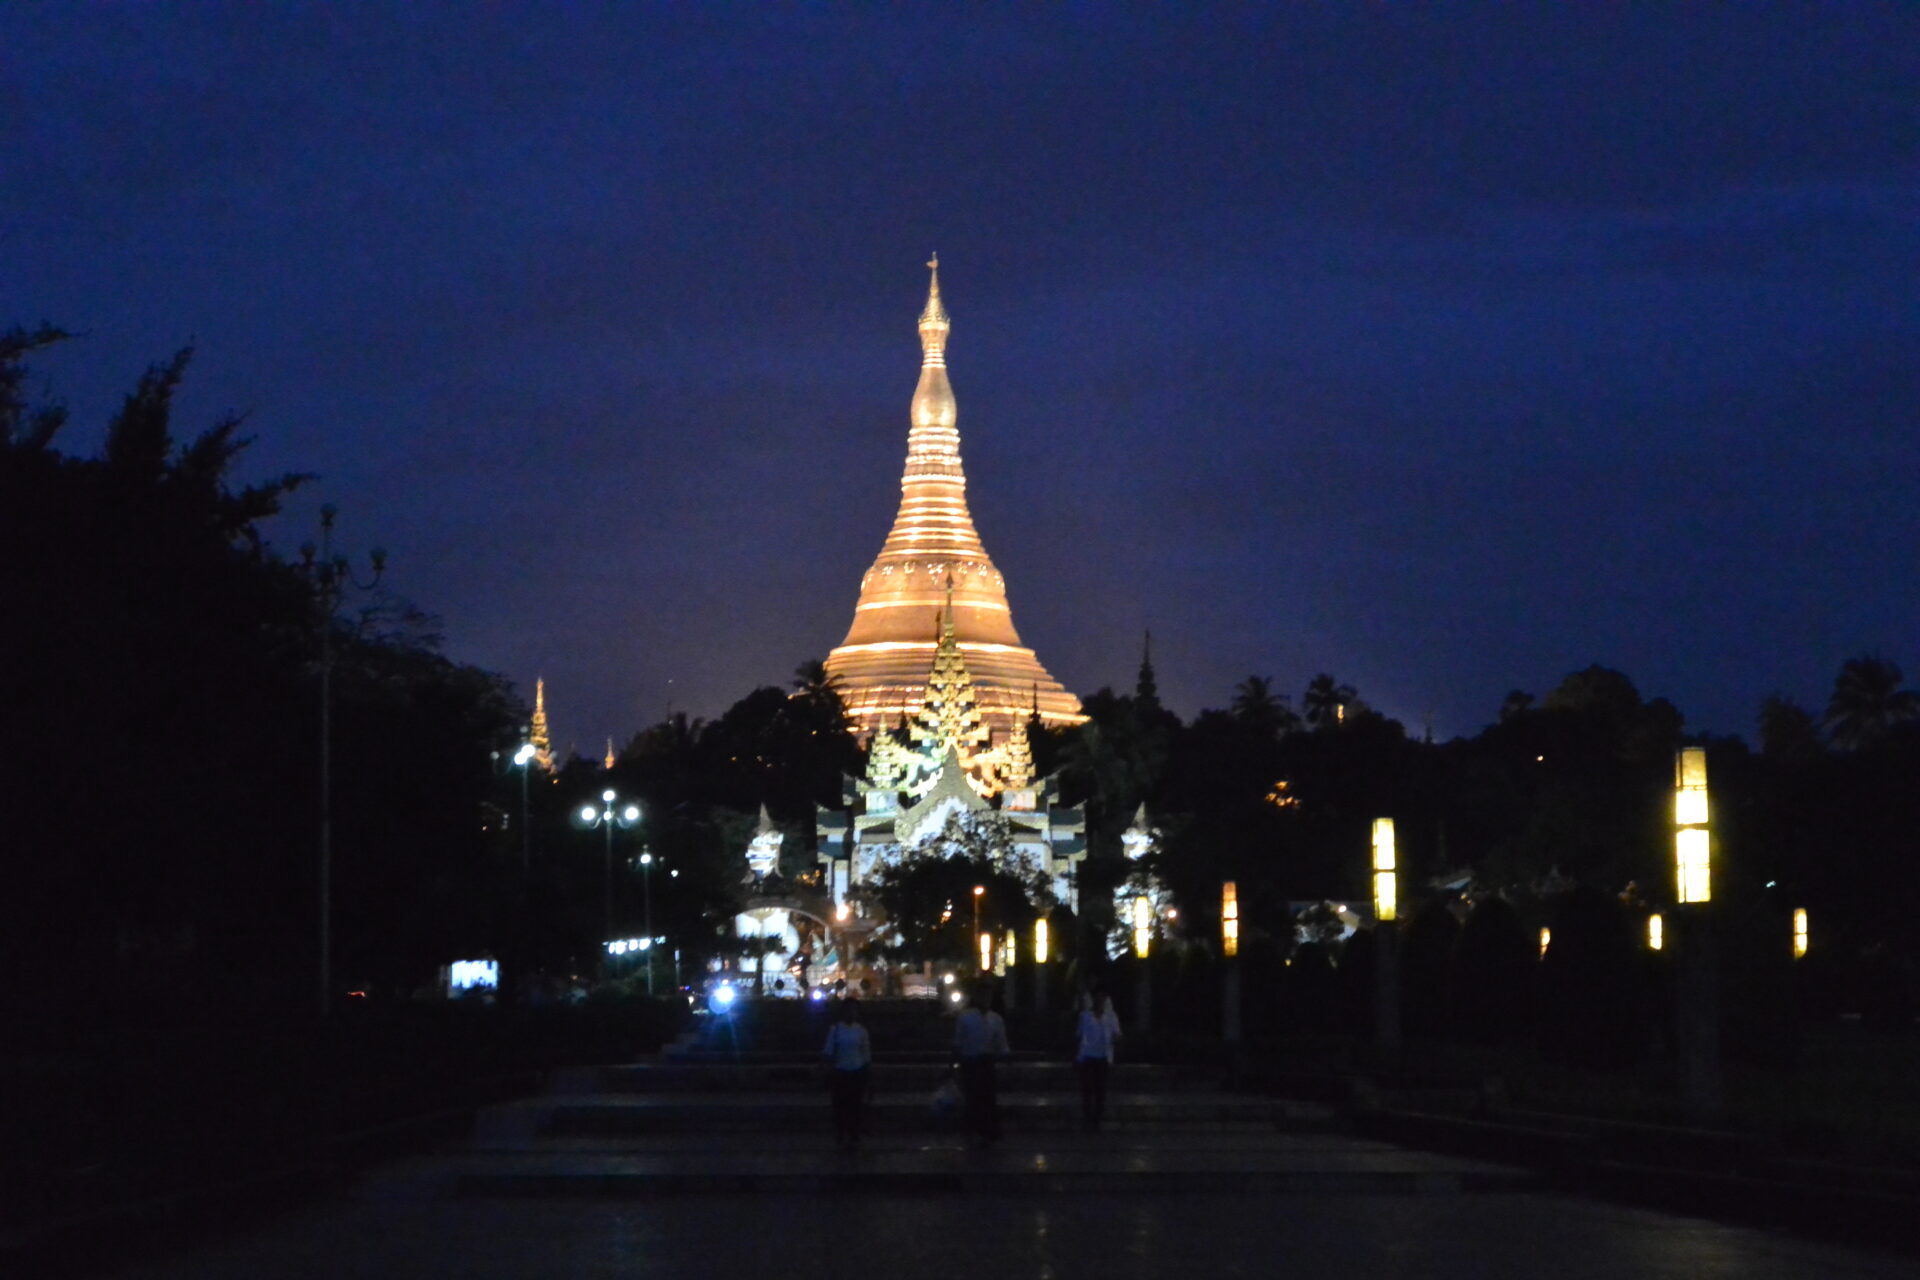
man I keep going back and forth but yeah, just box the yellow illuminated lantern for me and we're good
[1034,916,1049,964]
[978,931,992,972]
[1132,894,1152,959]
[1221,881,1240,958]
[1004,928,1017,967]
[1539,927,1551,958]
[1793,907,1808,959]
[1674,747,1711,904]
[1648,913,1664,951]
[1371,818,1397,923]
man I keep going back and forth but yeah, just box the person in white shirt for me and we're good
[822,998,873,1148]
[1075,987,1122,1130]
[953,983,1010,1145]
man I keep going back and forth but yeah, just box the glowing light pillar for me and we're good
[1675,747,1711,905]
[1133,894,1153,1034]
[1372,818,1402,1055]
[1672,746,1720,1121]
[1221,882,1243,1046]
[1032,916,1050,1013]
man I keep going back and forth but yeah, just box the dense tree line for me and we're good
[2,329,520,1035]
[1034,647,1920,1018]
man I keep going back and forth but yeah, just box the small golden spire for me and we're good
[529,677,554,772]
[603,736,616,770]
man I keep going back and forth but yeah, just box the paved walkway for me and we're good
[100,1130,1915,1279]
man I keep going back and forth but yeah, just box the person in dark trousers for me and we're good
[1075,986,1122,1130]
[822,997,872,1149]
[954,982,1010,1146]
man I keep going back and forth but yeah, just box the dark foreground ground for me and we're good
[96,1135,1914,1280]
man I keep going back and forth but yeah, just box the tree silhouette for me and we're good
[1302,673,1356,731]
[1822,656,1918,752]
[1230,675,1299,738]
[1757,693,1821,759]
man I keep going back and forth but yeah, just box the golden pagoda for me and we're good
[824,257,1083,740]
[529,678,555,773]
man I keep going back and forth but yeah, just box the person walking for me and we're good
[1075,986,1122,1130]
[822,997,872,1149]
[954,982,1010,1146]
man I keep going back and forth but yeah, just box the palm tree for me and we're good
[1303,673,1356,731]
[1822,656,1919,751]
[1231,676,1299,739]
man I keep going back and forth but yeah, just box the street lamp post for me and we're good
[639,850,656,994]
[973,884,987,972]
[512,741,535,872]
[1673,746,1720,1121]
[577,789,641,975]
[300,504,383,1020]
[1371,818,1402,1057]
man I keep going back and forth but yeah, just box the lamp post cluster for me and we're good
[577,789,641,974]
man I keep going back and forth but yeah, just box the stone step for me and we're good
[446,1131,1538,1198]
[511,1092,1324,1138]
[590,1061,1222,1094]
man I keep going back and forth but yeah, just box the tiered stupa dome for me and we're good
[824,258,1083,740]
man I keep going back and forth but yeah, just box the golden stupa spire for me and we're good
[529,678,555,772]
[824,259,1083,741]
[603,736,616,771]
[918,252,950,366]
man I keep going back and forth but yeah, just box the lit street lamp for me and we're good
[577,789,641,971]
[638,849,658,994]
[512,741,536,872]
[973,884,987,972]
[1371,817,1401,1056]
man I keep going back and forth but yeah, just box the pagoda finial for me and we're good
[918,253,950,367]
[603,736,616,770]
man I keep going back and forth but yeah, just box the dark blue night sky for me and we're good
[8,5,1917,747]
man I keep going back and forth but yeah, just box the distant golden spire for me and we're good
[604,736,616,770]
[530,678,555,772]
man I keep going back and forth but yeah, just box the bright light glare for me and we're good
[579,805,597,823]
[949,991,963,1004]
[623,805,640,822]
[1034,917,1049,964]
[1676,828,1711,904]
[978,931,992,972]
[513,743,535,765]
[1372,818,1397,923]
[640,852,653,865]
[1648,913,1664,950]
[711,983,737,1010]
[602,788,616,803]
[1793,907,1809,959]
[810,988,826,1002]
